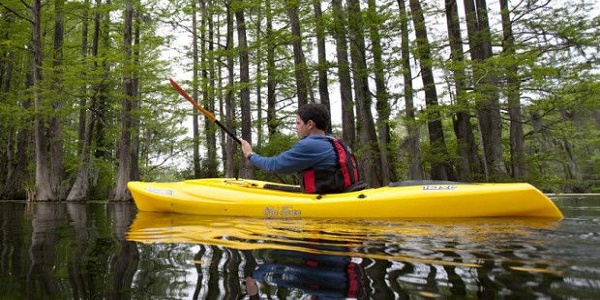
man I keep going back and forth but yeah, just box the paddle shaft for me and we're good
[169,78,240,145]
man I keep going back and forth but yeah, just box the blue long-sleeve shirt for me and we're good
[248,135,337,174]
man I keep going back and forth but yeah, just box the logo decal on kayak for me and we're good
[422,185,457,191]
[264,206,301,217]
[145,187,174,196]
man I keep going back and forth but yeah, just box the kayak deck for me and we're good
[127,178,564,219]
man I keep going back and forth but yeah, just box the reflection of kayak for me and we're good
[126,211,560,266]
[127,211,560,244]
[127,178,563,219]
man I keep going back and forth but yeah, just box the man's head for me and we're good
[296,103,330,133]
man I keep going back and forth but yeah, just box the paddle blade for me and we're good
[169,78,216,122]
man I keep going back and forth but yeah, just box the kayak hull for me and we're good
[127,178,563,219]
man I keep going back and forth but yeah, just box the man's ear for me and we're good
[306,119,316,129]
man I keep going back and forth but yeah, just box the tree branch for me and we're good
[0,2,32,23]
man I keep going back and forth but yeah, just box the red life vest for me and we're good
[301,138,360,194]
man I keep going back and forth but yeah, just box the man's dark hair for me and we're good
[297,103,330,131]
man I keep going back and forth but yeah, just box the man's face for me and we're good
[295,115,310,138]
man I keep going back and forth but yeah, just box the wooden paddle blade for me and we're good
[169,78,240,144]
[169,78,216,122]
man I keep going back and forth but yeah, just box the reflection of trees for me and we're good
[27,203,62,298]
[1,202,26,290]
[442,241,467,297]
[475,244,564,298]
[369,230,564,298]
[366,259,398,299]
[191,246,252,299]
[110,202,139,299]
[0,202,138,298]
[191,246,206,298]
[66,203,90,298]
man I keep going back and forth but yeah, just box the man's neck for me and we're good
[308,129,326,136]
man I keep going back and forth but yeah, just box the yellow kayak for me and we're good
[127,178,563,219]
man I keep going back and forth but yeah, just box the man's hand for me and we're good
[239,138,253,159]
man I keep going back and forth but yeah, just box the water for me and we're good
[0,196,598,299]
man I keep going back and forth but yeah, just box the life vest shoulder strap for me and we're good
[327,137,360,186]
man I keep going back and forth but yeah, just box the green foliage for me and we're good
[250,132,299,184]
[521,75,600,192]
[89,159,115,200]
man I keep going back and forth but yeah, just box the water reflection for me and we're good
[127,212,566,298]
[0,201,138,299]
[28,203,62,298]
[2,199,599,299]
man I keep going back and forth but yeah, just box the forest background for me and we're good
[0,0,599,201]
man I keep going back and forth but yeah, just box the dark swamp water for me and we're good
[0,195,599,299]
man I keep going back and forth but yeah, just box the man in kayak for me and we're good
[239,103,364,194]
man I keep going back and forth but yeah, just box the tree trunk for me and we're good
[396,0,424,180]
[463,0,507,178]
[1,12,30,199]
[266,0,278,137]
[560,137,583,192]
[313,0,331,131]
[77,0,90,148]
[3,73,32,200]
[561,110,585,192]
[445,0,481,181]
[85,0,110,198]
[49,0,66,199]
[331,0,355,147]
[500,0,527,179]
[192,0,201,178]
[224,3,236,177]
[112,0,135,201]
[32,0,53,200]
[129,10,141,182]
[67,99,97,201]
[410,0,455,180]
[4,122,32,200]
[67,0,94,201]
[347,0,382,187]
[255,4,264,148]
[205,0,218,177]
[368,0,395,185]
[286,1,311,107]
[93,0,111,160]
[594,110,600,130]
[235,1,254,178]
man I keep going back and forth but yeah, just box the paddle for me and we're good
[170,77,292,185]
[169,78,241,145]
